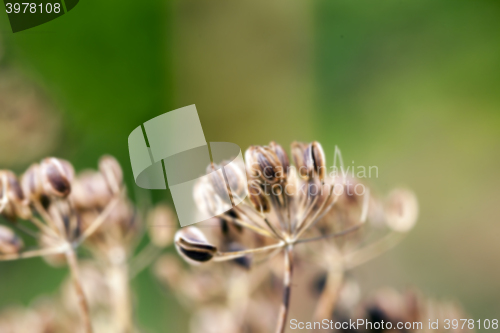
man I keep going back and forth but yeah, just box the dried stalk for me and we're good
[65,248,93,333]
[275,245,294,333]
[343,231,406,270]
[312,270,343,323]
[108,262,133,333]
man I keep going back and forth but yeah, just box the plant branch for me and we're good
[214,242,285,262]
[343,231,406,270]
[65,248,93,333]
[294,223,364,244]
[312,270,343,324]
[75,196,120,246]
[275,245,293,333]
[0,244,68,261]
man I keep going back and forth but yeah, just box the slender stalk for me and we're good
[108,262,133,333]
[232,215,277,239]
[294,185,334,240]
[33,200,62,236]
[213,242,285,262]
[0,244,68,261]
[75,196,119,245]
[65,248,93,333]
[259,208,285,241]
[343,231,406,269]
[236,203,283,240]
[275,246,294,333]
[311,270,343,323]
[129,243,162,279]
[13,223,39,239]
[294,223,364,245]
[29,216,59,238]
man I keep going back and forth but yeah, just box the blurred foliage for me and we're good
[1,0,499,331]
[313,0,500,322]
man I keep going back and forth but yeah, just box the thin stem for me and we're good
[260,208,285,241]
[213,242,285,262]
[294,185,334,241]
[75,196,120,246]
[298,177,346,234]
[231,214,277,240]
[29,216,59,238]
[65,248,93,333]
[270,191,288,236]
[13,223,39,239]
[359,187,370,223]
[343,231,406,270]
[235,202,283,240]
[294,223,364,245]
[0,243,68,261]
[311,271,343,324]
[33,200,62,236]
[293,190,318,233]
[129,243,162,279]
[107,261,133,333]
[275,245,293,333]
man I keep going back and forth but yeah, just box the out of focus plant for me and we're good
[0,156,177,333]
[156,141,420,333]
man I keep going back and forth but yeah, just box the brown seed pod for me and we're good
[175,227,217,264]
[245,146,284,184]
[70,171,112,210]
[207,163,229,199]
[269,141,290,176]
[0,170,30,220]
[147,205,177,248]
[0,225,24,254]
[291,141,309,180]
[223,159,247,199]
[98,155,123,194]
[40,158,74,197]
[248,180,270,213]
[21,163,44,201]
[305,141,326,182]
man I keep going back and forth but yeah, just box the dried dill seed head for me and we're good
[147,205,177,248]
[0,225,23,254]
[40,157,74,198]
[170,140,420,333]
[175,227,218,264]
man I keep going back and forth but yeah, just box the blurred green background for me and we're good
[1,0,499,331]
